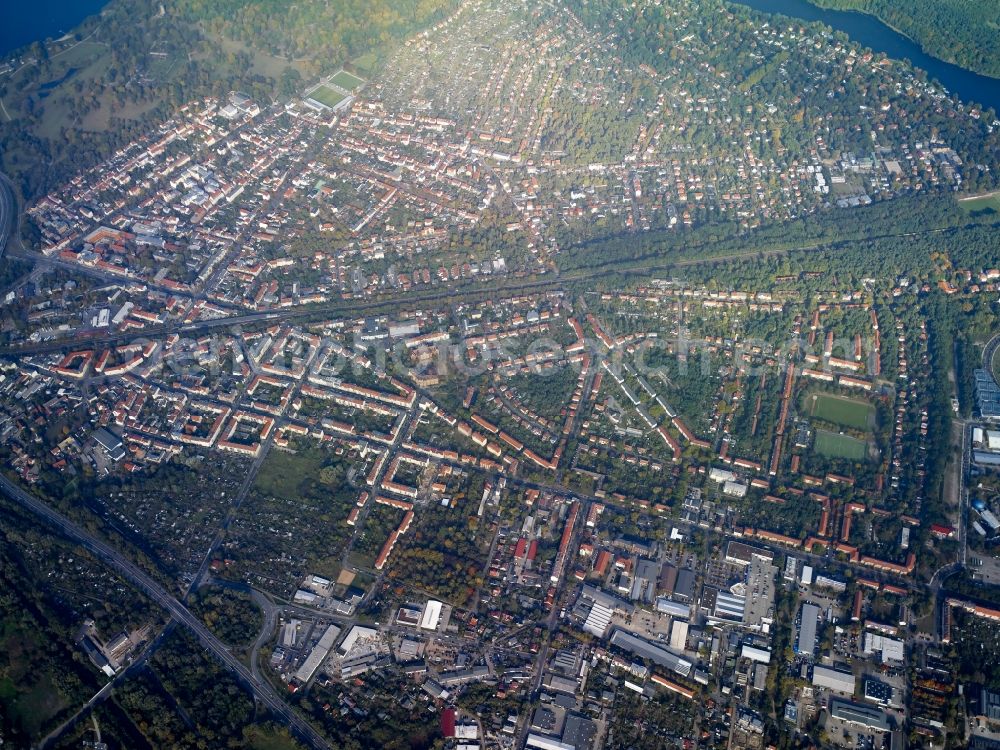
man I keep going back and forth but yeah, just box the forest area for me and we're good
[807,0,1000,78]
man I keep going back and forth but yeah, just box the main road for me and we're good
[0,171,19,261]
[0,473,334,750]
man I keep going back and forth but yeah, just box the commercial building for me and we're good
[800,565,813,586]
[969,685,1000,722]
[338,625,377,655]
[670,620,690,651]
[655,597,690,618]
[741,645,771,664]
[526,734,575,750]
[420,599,443,630]
[712,590,746,622]
[796,603,820,655]
[543,673,579,695]
[608,628,692,677]
[829,698,891,731]
[561,714,597,750]
[294,624,341,684]
[92,427,126,461]
[583,602,613,637]
[812,665,856,694]
[863,678,894,706]
[863,632,905,664]
[673,568,696,602]
[975,369,1000,421]
[725,542,774,567]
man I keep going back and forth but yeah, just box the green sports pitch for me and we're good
[814,430,867,460]
[309,85,348,109]
[809,393,874,430]
[330,70,364,91]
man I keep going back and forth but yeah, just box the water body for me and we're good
[1,0,109,58]
[731,0,1000,115]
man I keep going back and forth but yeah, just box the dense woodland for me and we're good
[177,0,457,64]
[809,0,1000,78]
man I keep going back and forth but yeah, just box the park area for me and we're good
[808,393,874,430]
[814,429,867,460]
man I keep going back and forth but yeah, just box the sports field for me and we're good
[331,70,365,91]
[959,193,1000,216]
[309,85,348,109]
[810,393,874,430]
[814,430,867,460]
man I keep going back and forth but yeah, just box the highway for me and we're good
[0,171,18,261]
[0,473,334,750]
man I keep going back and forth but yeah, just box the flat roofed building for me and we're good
[713,590,746,622]
[726,541,774,566]
[674,568,696,602]
[813,665,856,694]
[801,565,814,586]
[294,624,341,684]
[562,714,597,750]
[338,625,377,655]
[971,686,1000,722]
[293,589,317,604]
[421,599,443,630]
[526,734,575,750]
[608,628,692,677]
[829,698,890,731]
[797,603,820,654]
[863,678,893,706]
[92,427,126,461]
[670,620,690,651]
[742,645,771,664]
[814,575,846,592]
[583,602,613,637]
[863,632,905,664]
[784,556,798,581]
[655,597,690,618]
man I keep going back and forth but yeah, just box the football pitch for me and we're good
[331,70,364,91]
[810,393,874,430]
[814,430,867,460]
[309,85,348,109]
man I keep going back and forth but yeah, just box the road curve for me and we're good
[0,473,333,750]
[0,171,18,261]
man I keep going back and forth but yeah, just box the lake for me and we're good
[731,0,1000,115]
[1,0,109,57]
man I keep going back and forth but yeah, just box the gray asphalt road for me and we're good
[0,172,17,261]
[0,473,333,750]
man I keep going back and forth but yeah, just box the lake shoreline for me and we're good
[804,0,1000,80]
[0,1,109,59]
[729,0,1000,114]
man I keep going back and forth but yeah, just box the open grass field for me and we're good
[959,193,1000,217]
[253,449,324,501]
[309,84,347,109]
[814,429,867,460]
[809,393,874,430]
[330,70,364,91]
[352,53,379,75]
